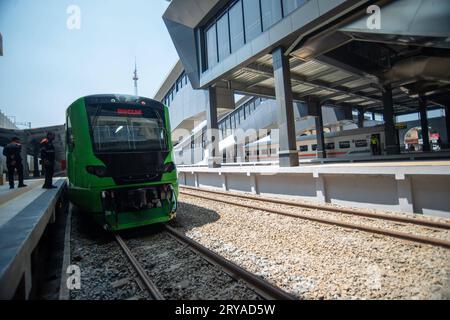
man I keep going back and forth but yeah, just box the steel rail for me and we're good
[114,234,165,300]
[180,186,450,230]
[180,189,450,249]
[164,225,296,300]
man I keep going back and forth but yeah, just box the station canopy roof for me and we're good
[206,0,450,116]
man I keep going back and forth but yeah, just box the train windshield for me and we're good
[86,104,167,152]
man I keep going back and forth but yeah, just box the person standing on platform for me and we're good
[40,131,57,189]
[3,137,27,189]
[370,135,379,156]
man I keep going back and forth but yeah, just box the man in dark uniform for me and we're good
[3,137,27,189]
[41,131,57,189]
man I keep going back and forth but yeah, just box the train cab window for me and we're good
[339,141,350,149]
[299,145,308,152]
[355,139,368,148]
[325,142,335,150]
[90,117,166,152]
[311,144,317,151]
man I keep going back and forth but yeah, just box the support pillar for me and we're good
[315,106,326,159]
[446,106,450,149]
[190,135,195,165]
[206,87,221,168]
[419,96,430,152]
[308,97,326,158]
[382,85,400,154]
[272,47,299,167]
[343,107,353,121]
[357,107,365,128]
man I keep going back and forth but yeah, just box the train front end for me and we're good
[66,94,178,231]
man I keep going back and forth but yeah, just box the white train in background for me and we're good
[176,124,443,165]
[245,125,386,161]
[245,124,442,161]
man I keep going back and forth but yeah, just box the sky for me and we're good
[0,0,179,128]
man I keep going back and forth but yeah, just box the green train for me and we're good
[66,94,178,231]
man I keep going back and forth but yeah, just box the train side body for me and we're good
[245,125,386,161]
[66,94,178,231]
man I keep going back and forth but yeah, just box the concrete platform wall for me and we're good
[178,165,450,219]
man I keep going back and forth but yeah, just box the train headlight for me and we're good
[163,162,176,173]
[86,165,108,177]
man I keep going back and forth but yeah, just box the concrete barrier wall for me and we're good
[257,173,316,201]
[325,174,399,211]
[178,165,450,219]
[412,175,450,216]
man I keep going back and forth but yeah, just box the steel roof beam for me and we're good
[349,83,380,93]
[245,62,383,105]
[303,68,337,81]
[295,87,325,97]
[326,76,359,88]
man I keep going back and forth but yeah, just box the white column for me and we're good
[194,172,199,188]
[314,172,327,203]
[395,174,415,213]
[248,172,258,194]
[220,172,228,191]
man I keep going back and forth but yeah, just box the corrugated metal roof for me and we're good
[221,56,418,114]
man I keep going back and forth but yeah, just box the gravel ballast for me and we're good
[69,207,261,300]
[171,192,450,300]
[69,210,150,300]
[125,230,261,300]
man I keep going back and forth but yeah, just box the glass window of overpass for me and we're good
[282,0,307,15]
[243,0,262,42]
[261,0,282,30]
[217,13,231,61]
[229,1,245,52]
[206,24,218,69]
[202,0,311,71]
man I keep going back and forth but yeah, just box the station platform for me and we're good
[0,179,49,227]
[0,178,67,299]
[298,151,450,164]
[178,160,450,218]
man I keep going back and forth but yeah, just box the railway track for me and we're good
[114,225,296,300]
[114,234,164,300]
[179,186,450,249]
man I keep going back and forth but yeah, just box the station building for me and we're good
[156,0,450,217]
[160,0,450,166]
